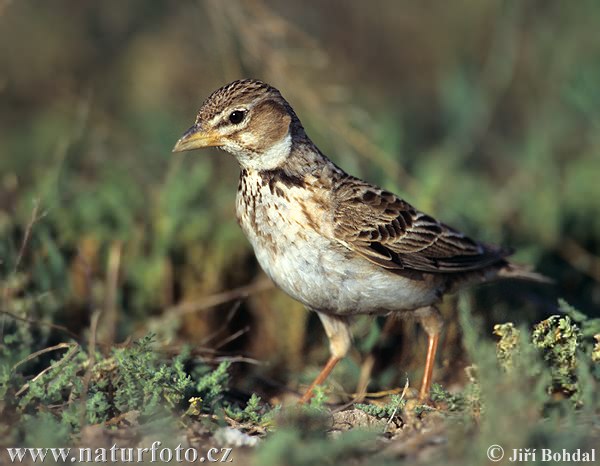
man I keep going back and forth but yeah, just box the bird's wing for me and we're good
[332,177,510,273]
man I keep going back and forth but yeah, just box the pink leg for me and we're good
[299,356,341,404]
[298,312,352,404]
[416,306,443,401]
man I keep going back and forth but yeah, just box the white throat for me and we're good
[237,132,292,171]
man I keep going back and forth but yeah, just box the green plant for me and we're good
[532,315,581,398]
[224,393,280,426]
[430,384,467,412]
[112,334,193,414]
[493,322,521,371]
[356,394,406,418]
[593,335,600,363]
[9,334,197,442]
[194,360,231,412]
[307,385,328,411]
[17,344,89,427]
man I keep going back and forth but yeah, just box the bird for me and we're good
[172,79,547,403]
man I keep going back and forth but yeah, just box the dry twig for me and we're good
[0,309,80,340]
[165,278,273,317]
[14,343,80,396]
[80,309,101,428]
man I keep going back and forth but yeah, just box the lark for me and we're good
[173,79,546,403]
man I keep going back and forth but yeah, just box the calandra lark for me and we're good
[173,79,545,403]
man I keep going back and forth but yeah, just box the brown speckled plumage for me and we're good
[173,79,548,403]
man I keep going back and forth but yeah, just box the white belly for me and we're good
[254,230,439,314]
[236,173,441,315]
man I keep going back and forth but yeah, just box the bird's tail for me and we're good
[498,262,554,284]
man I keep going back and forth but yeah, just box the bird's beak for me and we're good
[172,124,221,153]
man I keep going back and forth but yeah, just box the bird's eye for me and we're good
[229,110,246,124]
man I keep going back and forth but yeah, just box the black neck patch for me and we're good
[259,168,305,193]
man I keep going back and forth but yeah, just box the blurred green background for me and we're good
[1,0,599,400]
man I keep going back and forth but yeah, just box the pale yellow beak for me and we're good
[172,124,221,152]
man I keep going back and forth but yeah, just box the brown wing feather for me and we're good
[333,177,511,273]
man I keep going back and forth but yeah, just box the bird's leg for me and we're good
[298,356,340,404]
[298,312,352,404]
[416,306,443,401]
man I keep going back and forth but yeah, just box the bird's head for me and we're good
[173,79,304,170]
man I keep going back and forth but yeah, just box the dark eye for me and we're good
[229,110,246,124]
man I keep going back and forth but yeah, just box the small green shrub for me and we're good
[493,322,521,371]
[307,385,328,411]
[430,384,467,412]
[224,393,280,426]
[194,360,231,412]
[532,315,581,398]
[356,394,406,418]
[112,334,193,414]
